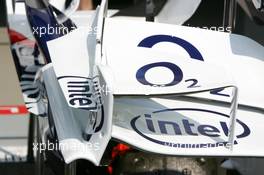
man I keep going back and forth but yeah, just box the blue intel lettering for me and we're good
[144,114,229,137]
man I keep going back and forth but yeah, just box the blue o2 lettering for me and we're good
[136,35,204,87]
[136,62,183,87]
[136,35,230,97]
[185,79,201,88]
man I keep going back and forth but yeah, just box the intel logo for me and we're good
[130,108,250,149]
[58,76,96,110]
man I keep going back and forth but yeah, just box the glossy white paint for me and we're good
[43,0,264,165]
[6,0,264,166]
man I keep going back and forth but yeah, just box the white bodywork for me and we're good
[156,0,201,24]
[7,0,264,166]
[40,0,264,166]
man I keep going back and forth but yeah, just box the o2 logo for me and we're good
[136,62,183,87]
[136,35,203,88]
[136,35,229,96]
